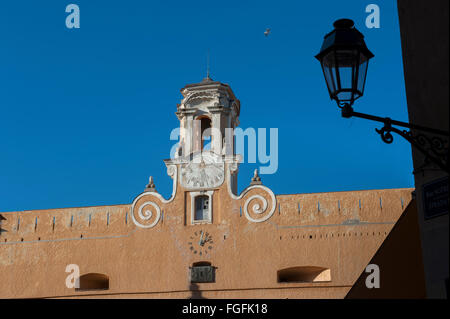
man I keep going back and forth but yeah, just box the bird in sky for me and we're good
[264,28,271,37]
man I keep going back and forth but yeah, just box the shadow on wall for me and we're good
[345,199,426,298]
[188,283,205,299]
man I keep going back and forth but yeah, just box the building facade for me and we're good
[0,78,423,298]
[397,0,449,298]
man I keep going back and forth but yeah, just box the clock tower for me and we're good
[130,76,276,230]
[167,75,242,195]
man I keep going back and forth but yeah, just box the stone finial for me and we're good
[145,176,157,192]
[250,169,262,185]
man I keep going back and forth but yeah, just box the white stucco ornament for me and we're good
[226,163,277,223]
[131,199,161,229]
[130,165,178,229]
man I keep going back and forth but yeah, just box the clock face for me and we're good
[180,157,224,189]
[188,230,214,256]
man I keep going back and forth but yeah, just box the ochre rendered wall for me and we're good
[0,185,412,299]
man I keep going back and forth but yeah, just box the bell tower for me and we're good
[164,76,241,195]
[131,77,276,229]
[174,76,240,158]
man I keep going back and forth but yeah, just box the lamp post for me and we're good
[315,19,449,173]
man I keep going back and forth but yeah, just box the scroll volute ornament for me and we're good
[241,186,276,223]
[131,193,163,229]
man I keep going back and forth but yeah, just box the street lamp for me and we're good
[315,18,374,108]
[315,19,449,173]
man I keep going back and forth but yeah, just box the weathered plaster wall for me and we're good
[0,186,412,299]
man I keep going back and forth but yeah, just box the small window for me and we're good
[190,191,213,224]
[195,195,210,221]
[277,266,331,283]
[76,273,109,291]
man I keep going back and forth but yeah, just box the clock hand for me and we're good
[199,231,204,246]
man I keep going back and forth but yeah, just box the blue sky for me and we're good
[0,0,413,211]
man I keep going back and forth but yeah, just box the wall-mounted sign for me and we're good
[422,176,449,220]
[190,266,215,283]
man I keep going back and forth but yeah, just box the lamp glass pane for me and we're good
[322,52,338,97]
[357,53,369,95]
[323,64,336,96]
[336,50,357,85]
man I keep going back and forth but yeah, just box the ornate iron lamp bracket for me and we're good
[342,103,449,173]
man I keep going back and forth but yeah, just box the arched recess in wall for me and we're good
[277,266,331,283]
[76,273,109,291]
